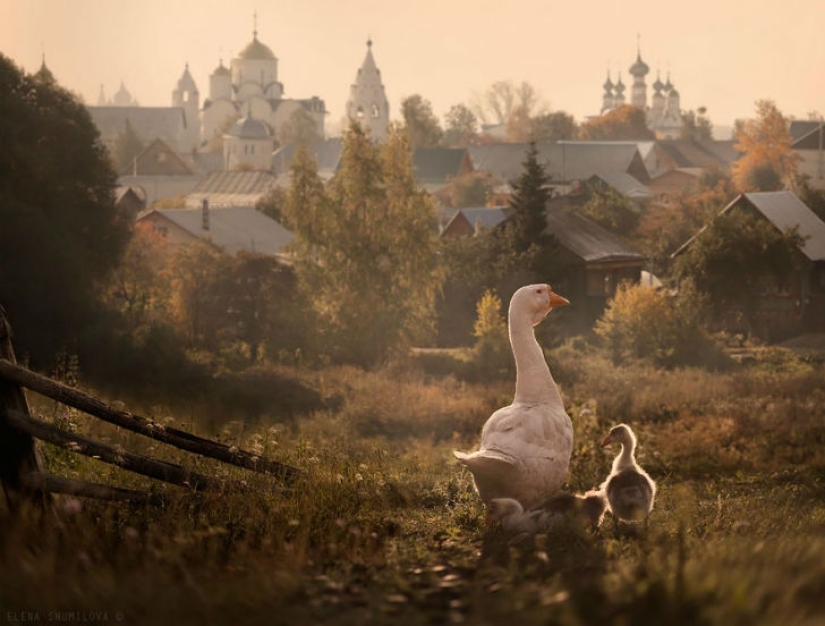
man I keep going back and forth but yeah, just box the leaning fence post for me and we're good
[0,305,51,511]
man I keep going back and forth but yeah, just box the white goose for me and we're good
[600,424,656,523]
[454,284,573,508]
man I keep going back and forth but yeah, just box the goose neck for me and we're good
[510,310,559,405]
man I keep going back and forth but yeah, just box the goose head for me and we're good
[486,497,524,525]
[601,423,636,450]
[510,284,570,326]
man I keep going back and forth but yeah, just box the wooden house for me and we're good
[674,191,825,338]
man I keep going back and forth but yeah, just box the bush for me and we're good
[595,280,728,369]
[470,290,513,382]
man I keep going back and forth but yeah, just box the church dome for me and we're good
[228,116,270,139]
[212,60,230,77]
[653,74,664,93]
[603,71,614,91]
[238,34,276,60]
[629,52,649,77]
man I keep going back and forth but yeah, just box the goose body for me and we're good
[488,490,607,535]
[600,424,656,522]
[454,284,573,508]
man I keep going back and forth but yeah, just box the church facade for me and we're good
[199,26,326,151]
[600,46,683,139]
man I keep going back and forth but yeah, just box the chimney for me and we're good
[201,198,210,232]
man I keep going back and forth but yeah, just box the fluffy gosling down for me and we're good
[600,423,656,524]
[488,490,607,536]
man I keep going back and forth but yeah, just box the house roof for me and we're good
[442,207,510,235]
[790,120,822,143]
[544,210,646,264]
[790,122,824,150]
[412,148,471,183]
[187,170,279,208]
[271,139,342,176]
[734,192,825,261]
[143,206,293,257]
[120,138,194,176]
[655,139,739,169]
[588,172,654,200]
[674,191,825,261]
[87,106,187,144]
[468,142,647,185]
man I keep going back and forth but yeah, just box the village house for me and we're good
[674,191,825,338]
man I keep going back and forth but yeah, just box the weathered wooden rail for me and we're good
[0,305,302,511]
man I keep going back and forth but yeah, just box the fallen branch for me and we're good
[5,408,228,492]
[0,358,301,481]
[22,472,165,505]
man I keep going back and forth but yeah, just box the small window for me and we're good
[371,103,380,118]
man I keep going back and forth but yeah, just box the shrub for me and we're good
[595,280,727,369]
[470,290,513,381]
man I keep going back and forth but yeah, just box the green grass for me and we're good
[1,347,825,625]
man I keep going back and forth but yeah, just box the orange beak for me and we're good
[549,290,570,308]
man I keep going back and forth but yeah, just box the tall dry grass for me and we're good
[1,343,824,625]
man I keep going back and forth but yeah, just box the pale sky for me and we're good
[2,0,823,136]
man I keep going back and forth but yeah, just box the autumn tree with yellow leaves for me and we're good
[731,100,800,192]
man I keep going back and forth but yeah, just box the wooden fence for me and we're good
[0,306,302,512]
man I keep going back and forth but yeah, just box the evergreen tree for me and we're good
[495,143,560,287]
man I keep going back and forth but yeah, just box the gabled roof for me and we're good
[790,122,824,150]
[544,210,646,264]
[733,192,825,261]
[468,142,647,185]
[412,148,472,183]
[655,139,739,169]
[187,171,278,208]
[142,206,293,257]
[120,138,193,176]
[87,106,187,144]
[441,207,510,235]
[674,191,825,261]
[271,139,343,176]
[790,120,822,143]
[587,172,654,200]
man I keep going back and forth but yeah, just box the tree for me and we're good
[283,121,442,365]
[674,207,803,333]
[255,186,288,223]
[471,80,547,128]
[494,143,560,289]
[400,94,443,149]
[731,100,799,192]
[796,174,825,222]
[680,107,713,141]
[443,103,478,147]
[112,119,145,173]
[0,53,131,363]
[531,111,578,142]
[579,105,655,141]
[445,171,496,208]
[278,108,322,148]
[577,184,640,236]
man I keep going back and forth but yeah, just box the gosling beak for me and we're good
[600,434,613,448]
[548,291,570,308]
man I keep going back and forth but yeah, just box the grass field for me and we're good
[1,343,824,625]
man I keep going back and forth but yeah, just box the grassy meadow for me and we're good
[1,341,825,625]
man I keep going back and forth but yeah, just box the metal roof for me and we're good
[412,148,470,183]
[737,192,825,261]
[468,142,645,184]
[148,206,293,257]
[187,171,278,208]
[544,210,646,264]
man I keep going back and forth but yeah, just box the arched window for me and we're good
[371,103,380,118]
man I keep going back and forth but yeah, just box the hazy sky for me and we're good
[2,0,823,135]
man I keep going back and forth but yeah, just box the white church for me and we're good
[88,24,391,171]
[599,45,683,139]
